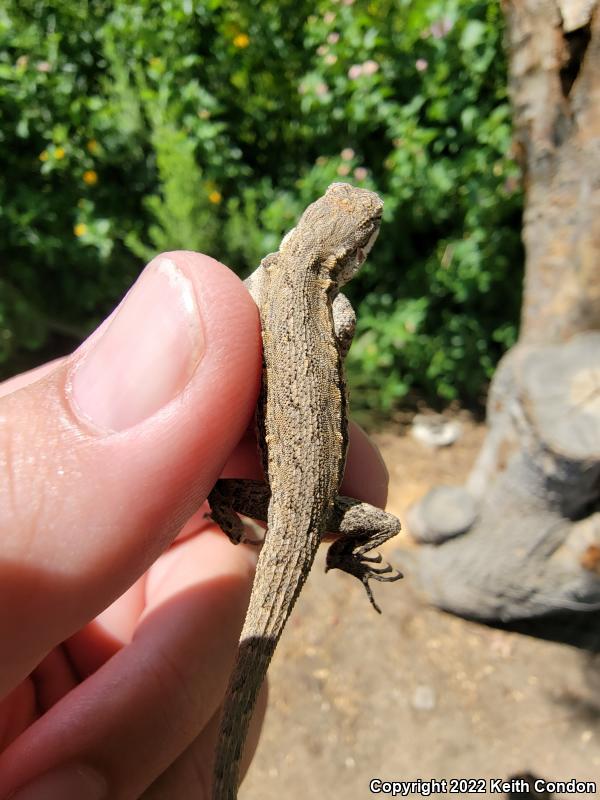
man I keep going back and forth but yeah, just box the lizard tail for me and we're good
[212,524,320,800]
[211,636,275,800]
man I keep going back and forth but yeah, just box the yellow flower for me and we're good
[86,139,98,154]
[74,223,88,237]
[233,33,250,48]
[83,170,98,185]
[149,56,162,68]
[55,146,65,160]
[208,190,222,204]
[39,150,49,162]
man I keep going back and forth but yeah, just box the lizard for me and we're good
[208,182,402,800]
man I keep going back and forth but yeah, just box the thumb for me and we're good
[0,251,261,697]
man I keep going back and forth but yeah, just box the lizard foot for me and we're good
[325,537,403,614]
[203,510,264,546]
[207,478,270,545]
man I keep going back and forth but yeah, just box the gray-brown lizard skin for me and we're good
[209,183,401,799]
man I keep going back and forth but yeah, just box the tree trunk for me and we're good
[409,0,600,621]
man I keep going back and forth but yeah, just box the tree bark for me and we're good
[410,0,600,621]
[513,0,600,343]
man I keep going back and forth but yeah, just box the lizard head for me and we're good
[308,182,383,288]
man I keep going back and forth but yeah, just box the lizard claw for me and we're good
[368,561,396,575]
[325,538,403,613]
[358,551,384,564]
[357,566,404,614]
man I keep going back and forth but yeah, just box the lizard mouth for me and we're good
[362,226,381,256]
[337,226,381,285]
[337,226,379,287]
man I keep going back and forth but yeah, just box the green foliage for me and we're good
[0,0,523,410]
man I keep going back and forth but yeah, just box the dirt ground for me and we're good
[241,416,600,799]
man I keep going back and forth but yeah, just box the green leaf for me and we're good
[460,20,486,50]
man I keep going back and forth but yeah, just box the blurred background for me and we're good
[0,0,523,414]
[2,1,599,797]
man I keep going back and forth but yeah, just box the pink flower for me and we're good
[354,167,368,181]
[298,82,307,94]
[327,32,340,44]
[341,148,355,161]
[317,44,328,56]
[324,11,336,23]
[415,58,428,72]
[343,0,355,5]
[348,64,363,79]
[362,59,379,75]
[36,61,51,73]
[430,17,453,39]
[325,54,338,65]
[315,81,329,96]
[337,164,351,176]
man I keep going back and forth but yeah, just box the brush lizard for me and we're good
[209,182,402,799]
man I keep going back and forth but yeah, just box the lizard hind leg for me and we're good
[325,496,402,613]
[207,478,270,545]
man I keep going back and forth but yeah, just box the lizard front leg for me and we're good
[325,497,402,614]
[328,293,402,611]
[332,290,356,358]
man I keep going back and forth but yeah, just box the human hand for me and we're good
[0,251,391,799]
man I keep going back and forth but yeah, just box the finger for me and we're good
[0,529,256,800]
[138,681,268,800]
[343,420,390,508]
[0,251,261,697]
[0,683,35,750]
[65,578,147,678]
[30,648,78,712]
[0,357,65,398]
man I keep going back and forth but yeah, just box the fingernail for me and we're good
[8,764,107,800]
[70,258,204,431]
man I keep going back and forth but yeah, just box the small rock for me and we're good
[412,685,436,711]
[411,414,462,448]
[407,485,477,543]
